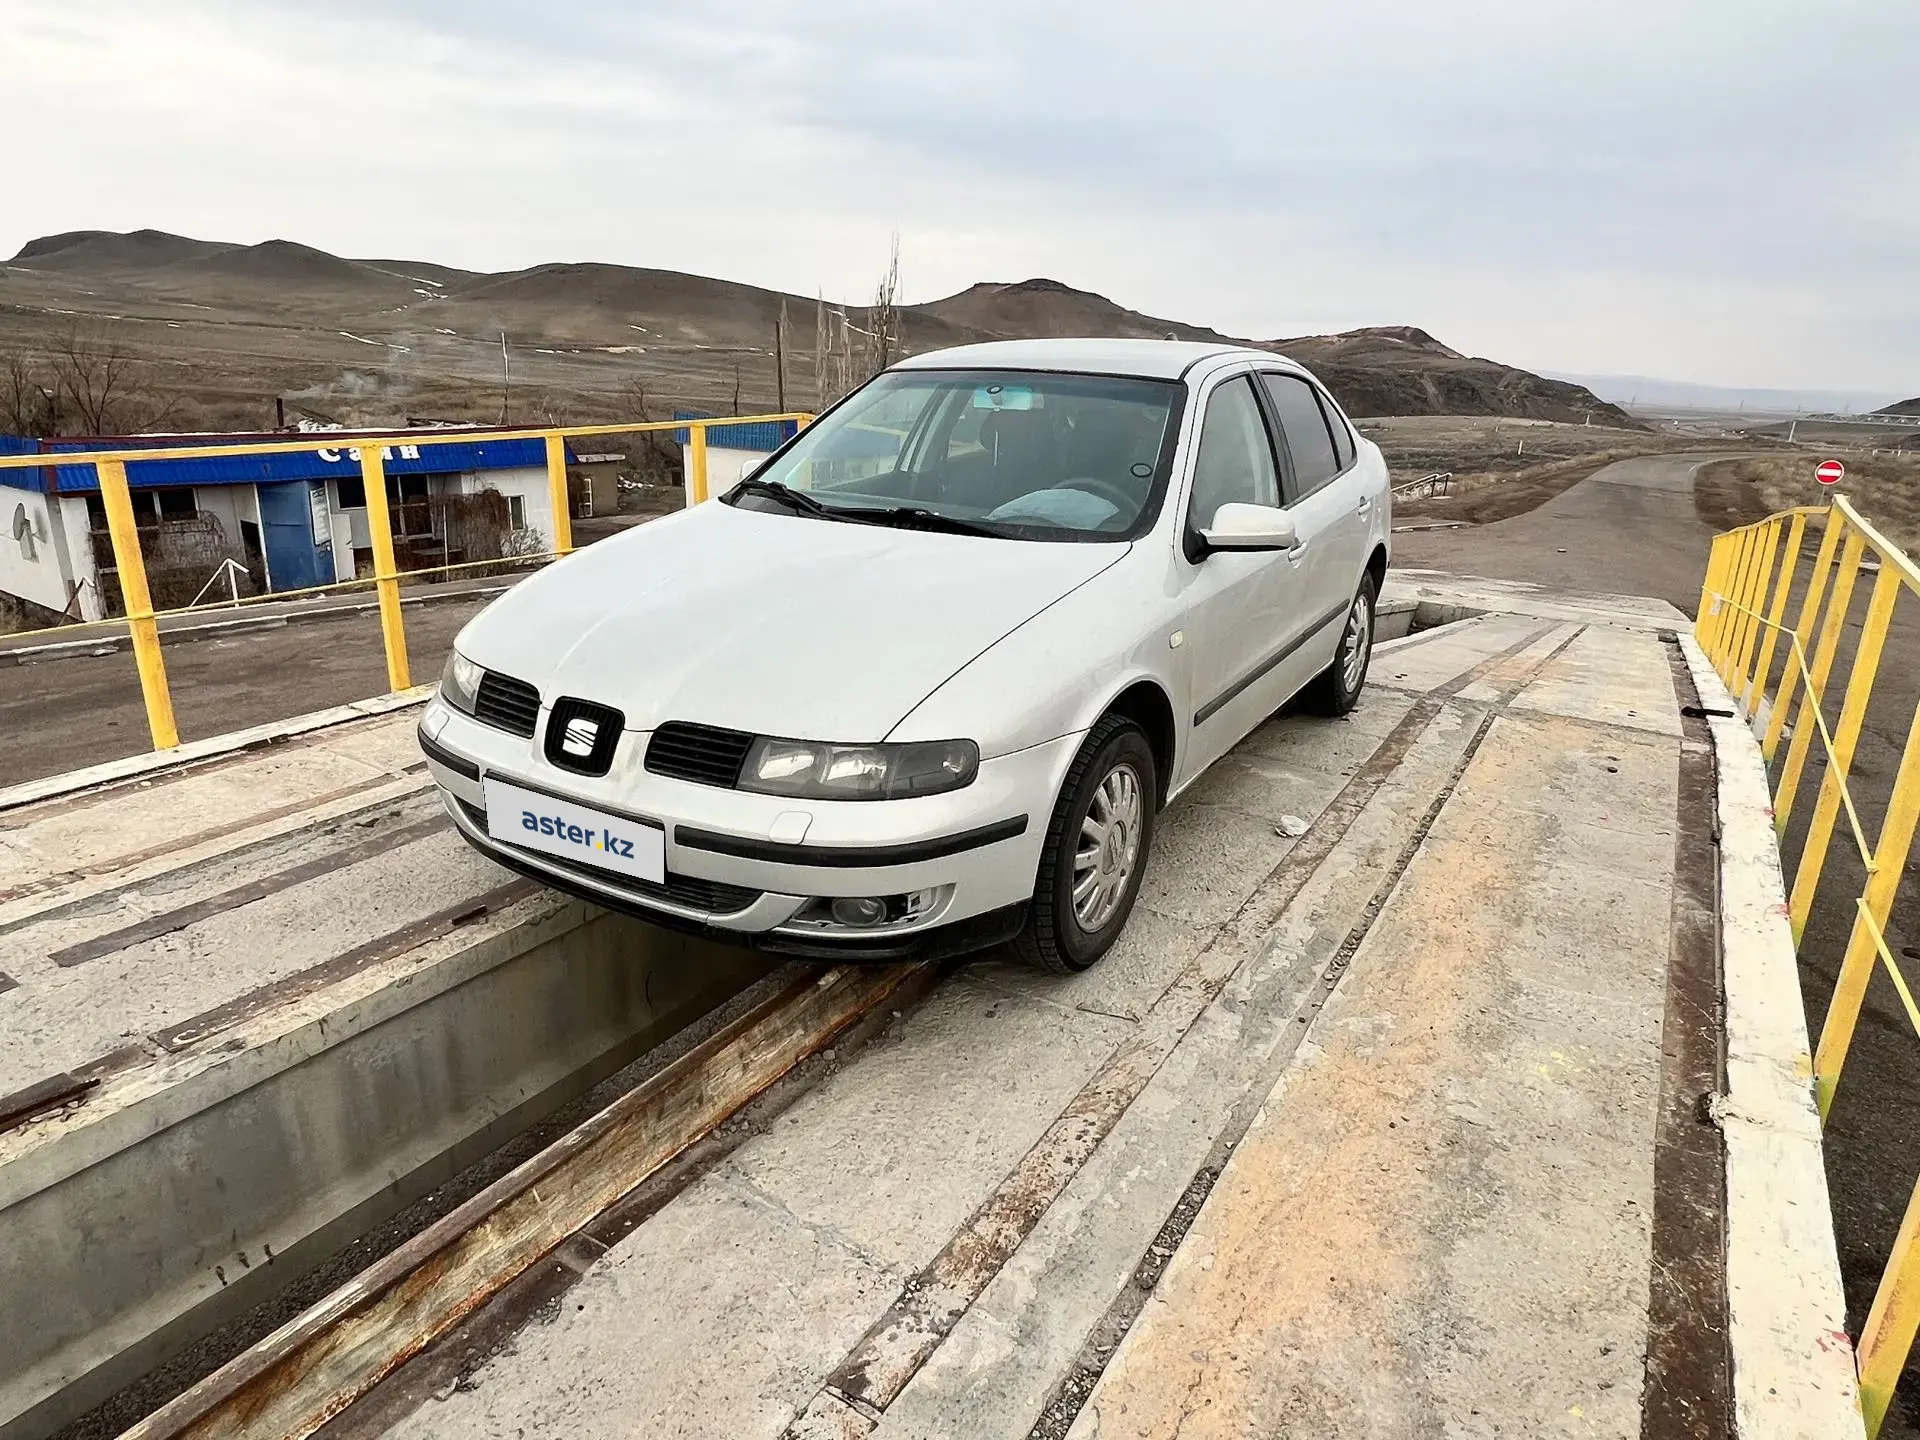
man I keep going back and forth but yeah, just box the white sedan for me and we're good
[418,338,1391,971]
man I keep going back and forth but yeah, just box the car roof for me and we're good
[888,337,1290,381]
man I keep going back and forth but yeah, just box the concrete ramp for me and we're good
[0,575,1858,1440]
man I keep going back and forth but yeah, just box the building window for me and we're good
[335,476,366,509]
[83,487,197,530]
[507,494,526,529]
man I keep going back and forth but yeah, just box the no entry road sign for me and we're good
[1817,459,1845,486]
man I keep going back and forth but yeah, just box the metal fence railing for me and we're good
[0,414,811,753]
[1392,471,1452,500]
[1698,494,1920,1436]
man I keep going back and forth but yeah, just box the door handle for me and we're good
[1356,497,1372,515]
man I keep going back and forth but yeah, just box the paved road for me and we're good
[1397,452,1920,1437]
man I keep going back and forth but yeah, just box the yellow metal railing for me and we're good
[1698,494,1920,1437]
[0,414,811,755]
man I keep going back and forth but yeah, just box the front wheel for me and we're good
[1303,575,1376,716]
[1013,715,1158,974]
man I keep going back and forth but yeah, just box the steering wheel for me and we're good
[1059,476,1136,513]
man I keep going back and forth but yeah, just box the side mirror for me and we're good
[1199,502,1298,552]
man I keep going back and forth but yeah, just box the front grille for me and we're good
[458,800,762,915]
[473,670,541,738]
[645,722,756,788]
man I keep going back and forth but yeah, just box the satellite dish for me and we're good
[11,502,33,560]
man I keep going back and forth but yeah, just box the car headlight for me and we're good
[739,737,978,801]
[439,651,484,715]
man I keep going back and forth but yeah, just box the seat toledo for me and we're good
[418,338,1391,971]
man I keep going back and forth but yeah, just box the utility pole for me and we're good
[775,301,788,413]
[499,331,512,425]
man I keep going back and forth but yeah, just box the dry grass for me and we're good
[1695,455,1920,558]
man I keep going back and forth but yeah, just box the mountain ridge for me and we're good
[2,227,1635,429]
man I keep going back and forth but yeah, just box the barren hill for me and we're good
[170,239,396,288]
[1267,326,1635,426]
[914,278,1234,344]
[0,227,1632,432]
[1877,397,1920,416]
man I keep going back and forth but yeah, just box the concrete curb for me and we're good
[1679,634,1864,1438]
[0,688,435,815]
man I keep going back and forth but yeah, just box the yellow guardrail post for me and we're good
[1787,563,1900,941]
[1744,511,1805,718]
[1696,534,1727,648]
[96,458,180,751]
[1731,517,1783,705]
[1859,1178,1920,1437]
[1723,526,1766,674]
[689,421,710,504]
[357,444,412,693]
[1702,533,1740,658]
[1708,529,1750,670]
[1765,513,1844,762]
[1815,694,1920,1117]
[1777,527,1867,835]
[545,433,573,556]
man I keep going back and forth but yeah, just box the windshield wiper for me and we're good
[728,477,837,517]
[845,505,1004,538]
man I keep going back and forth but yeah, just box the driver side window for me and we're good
[1187,376,1280,530]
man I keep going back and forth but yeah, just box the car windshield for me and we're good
[727,369,1183,541]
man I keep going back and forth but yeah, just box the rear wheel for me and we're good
[1303,574,1375,716]
[1013,715,1157,974]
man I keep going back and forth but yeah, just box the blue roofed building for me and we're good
[673,412,800,504]
[0,429,569,626]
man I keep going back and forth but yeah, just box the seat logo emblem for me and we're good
[561,718,599,757]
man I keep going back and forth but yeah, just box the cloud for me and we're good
[2,0,1915,390]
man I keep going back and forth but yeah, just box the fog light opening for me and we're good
[829,896,890,927]
[795,887,950,933]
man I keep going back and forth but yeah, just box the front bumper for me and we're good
[418,701,1076,958]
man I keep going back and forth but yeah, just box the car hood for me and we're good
[456,502,1128,742]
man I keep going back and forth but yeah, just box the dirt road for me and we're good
[1392,451,1721,611]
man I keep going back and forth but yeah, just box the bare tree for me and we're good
[864,233,901,379]
[617,377,682,487]
[730,363,743,416]
[44,330,181,434]
[1,351,54,436]
[815,292,827,411]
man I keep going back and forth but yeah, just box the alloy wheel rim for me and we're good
[1072,762,1143,932]
[1342,591,1372,694]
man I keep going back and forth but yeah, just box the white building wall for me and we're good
[58,496,104,620]
[191,485,249,554]
[0,483,74,615]
[472,466,555,553]
[678,445,765,506]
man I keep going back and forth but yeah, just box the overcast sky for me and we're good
[5,0,1916,394]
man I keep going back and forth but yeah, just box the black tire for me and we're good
[1303,574,1377,717]
[1013,715,1158,974]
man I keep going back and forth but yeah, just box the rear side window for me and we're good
[1258,373,1340,498]
[1320,389,1356,470]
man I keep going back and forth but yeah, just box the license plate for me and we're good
[483,776,666,885]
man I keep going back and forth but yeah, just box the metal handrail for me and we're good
[1697,493,1920,1436]
[1392,471,1452,499]
[0,413,811,750]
